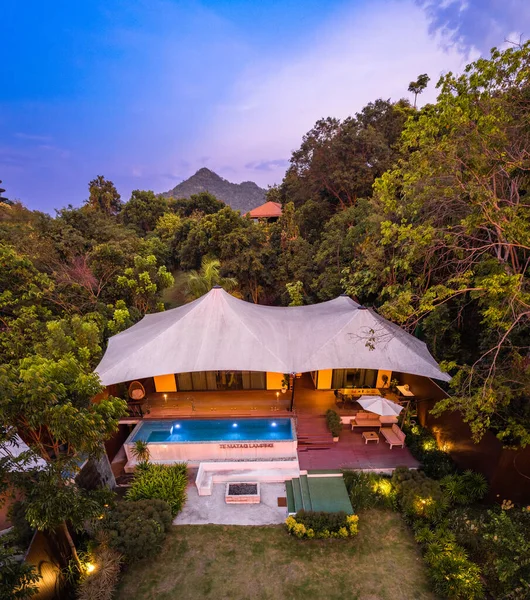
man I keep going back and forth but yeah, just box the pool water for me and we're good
[130,418,294,444]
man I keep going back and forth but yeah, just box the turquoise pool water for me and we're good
[130,418,294,444]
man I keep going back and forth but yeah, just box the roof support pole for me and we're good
[289,373,297,412]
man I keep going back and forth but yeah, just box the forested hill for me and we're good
[164,167,266,213]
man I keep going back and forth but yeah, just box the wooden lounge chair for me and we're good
[381,424,406,449]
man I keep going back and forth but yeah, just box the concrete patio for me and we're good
[174,482,288,526]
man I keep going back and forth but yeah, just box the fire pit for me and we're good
[225,482,260,504]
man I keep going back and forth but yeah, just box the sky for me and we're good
[2,0,529,212]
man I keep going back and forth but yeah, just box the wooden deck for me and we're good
[117,375,418,472]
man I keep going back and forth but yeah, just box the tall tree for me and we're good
[86,176,122,215]
[408,73,430,108]
[346,43,530,446]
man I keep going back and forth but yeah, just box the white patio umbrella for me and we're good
[357,395,404,416]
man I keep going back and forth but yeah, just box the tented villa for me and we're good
[96,287,450,513]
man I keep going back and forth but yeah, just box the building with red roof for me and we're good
[245,201,282,221]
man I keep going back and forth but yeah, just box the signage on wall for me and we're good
[219,443,274,449]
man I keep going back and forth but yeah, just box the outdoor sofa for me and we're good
[350,411,381,430]
[380,424,406,449]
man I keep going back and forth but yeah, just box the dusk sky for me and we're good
[2,0,529,212]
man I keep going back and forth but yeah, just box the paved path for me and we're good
[174,482,288,526]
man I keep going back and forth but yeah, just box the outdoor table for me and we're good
[362,431,380,444]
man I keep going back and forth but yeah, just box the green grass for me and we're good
[116,509,435,600]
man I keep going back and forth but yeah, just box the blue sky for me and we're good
[2,0,529,212]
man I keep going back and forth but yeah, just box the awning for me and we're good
[95,287,451,386]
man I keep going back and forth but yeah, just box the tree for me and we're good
[122,190,169,234]
[286,281,304,306]
[170,191,225,217]
[408,73,430,108]
[86,176,122,216]
[346,43,530,446]
[281,99,412,210]
[0,352,127,568]
[116,254,174,313]
[185,257,237,300]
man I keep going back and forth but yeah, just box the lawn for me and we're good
[116,509,435,600]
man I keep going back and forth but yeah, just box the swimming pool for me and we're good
[129,418,294,444]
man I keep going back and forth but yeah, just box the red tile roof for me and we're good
[245,201,282,218]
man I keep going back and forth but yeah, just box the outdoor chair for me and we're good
[128,380,146,401]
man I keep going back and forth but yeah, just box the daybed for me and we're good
[380,424,406,449]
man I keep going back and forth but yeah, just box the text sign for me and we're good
[219,443,274,449]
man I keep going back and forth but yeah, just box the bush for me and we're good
[102,499,172,562]
[286,510,359,539]
[325,409,342,438]
[440,471,488,505]
[402,423,456,479]
[392,468,449,524]
[424,541,484,599]
[343,471,396,511]
[126,462,187,517]
[77,547,122,600]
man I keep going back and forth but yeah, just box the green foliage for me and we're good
[286,511,359,539]
[325,409,342,438]
[126,463,187,517]
[86,176,122,216]
[122,190,169,234]
[343,471,396,511]
[184,256,237,299]
[131,440,150,464]
[440,471,488,505]
[285,280,304,306]
[101,499,172,562]
[0,531,40,599]
[392,468,449,524]
[77,546,122,600]
[402,423,457,479]
[116,254,174,314]
[423,540,484,599]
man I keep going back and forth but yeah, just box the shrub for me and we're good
[440,471,488,505]
[343,471,396,511]
[102,499,171,561]
[325,409,342,438]
[424,541,484,599]
[286,510,359,539]
[392,468,449,524]
[480,508,530,599]
[126,462,187,517]
[402,423,456,479]
[77,547,122,600]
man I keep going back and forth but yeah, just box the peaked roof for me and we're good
[95,288,450,386]
[245,201,282,218]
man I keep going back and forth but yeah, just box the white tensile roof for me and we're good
[95,287,451,386]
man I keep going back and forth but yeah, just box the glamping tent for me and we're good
[95,287,450,386]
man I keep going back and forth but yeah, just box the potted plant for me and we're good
[390,378,399,394]
[326,409,342,442]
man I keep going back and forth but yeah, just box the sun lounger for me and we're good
[380,424,406,449]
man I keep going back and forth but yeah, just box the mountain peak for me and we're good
[164,168,266,213]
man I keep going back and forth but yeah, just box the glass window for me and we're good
[332,369,378,389]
